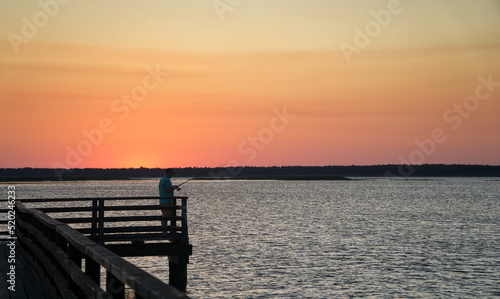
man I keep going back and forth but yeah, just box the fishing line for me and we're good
[176,162,230,191]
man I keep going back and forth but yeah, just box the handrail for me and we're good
[15,201,189,299]
[10,196,189,245]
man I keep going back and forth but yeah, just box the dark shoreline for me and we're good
[0,176,131,182]
[1,164,499,182]
[0,175,352,183]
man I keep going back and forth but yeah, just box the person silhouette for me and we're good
[158,168,179,234]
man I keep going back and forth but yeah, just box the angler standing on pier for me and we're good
[159,168,179,234]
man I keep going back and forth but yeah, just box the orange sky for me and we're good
[1,0,499,168]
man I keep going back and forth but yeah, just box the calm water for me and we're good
[7,177,500,298]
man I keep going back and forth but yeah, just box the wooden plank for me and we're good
[38,206,94,213]
[8,206,183,218]
[105,215,182,222]
[78,225,181,234]
[57,215,182,223]
[106,226,181,233]
[17,196,188,202]
[103,205,177,211]
[100,233,182,242]
[40,205,176,213]
[106,243,193,257]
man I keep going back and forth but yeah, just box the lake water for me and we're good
[8,177,500,298]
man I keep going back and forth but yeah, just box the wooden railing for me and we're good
[18,196,189,246]
[1,196,192,297]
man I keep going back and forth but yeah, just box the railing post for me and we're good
[68,243,82,294]
[55,230,67,251]
[98,198,104,245]
[181,197,189,244]
[91,198,98,240]
[169,199,176,235]
[85,256,100,285]
[69,247,81,267]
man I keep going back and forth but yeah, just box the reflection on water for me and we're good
[11,178,500,298]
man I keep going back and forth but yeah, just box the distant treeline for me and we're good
[0,165,499,181]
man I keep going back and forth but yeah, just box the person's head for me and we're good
[165,168,175,178]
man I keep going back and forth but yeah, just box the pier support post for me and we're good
[169,255,188,292]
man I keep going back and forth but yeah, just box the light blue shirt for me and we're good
[159,175,174,204]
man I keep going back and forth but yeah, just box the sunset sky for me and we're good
[1,0,499,168]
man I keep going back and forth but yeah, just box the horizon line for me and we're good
[1,164,500,170]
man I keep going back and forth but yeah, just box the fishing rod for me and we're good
[176,163,229,191]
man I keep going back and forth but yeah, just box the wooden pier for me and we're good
[1,196,192,298]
